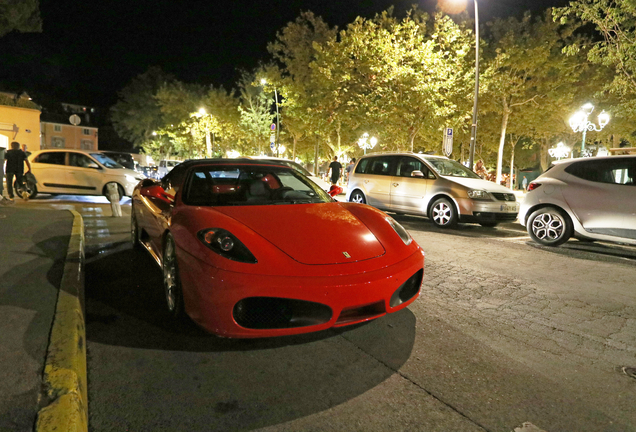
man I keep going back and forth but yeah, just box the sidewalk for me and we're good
[0,205,74,431]
[0,198,130,432]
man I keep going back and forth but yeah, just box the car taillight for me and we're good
[527,182,541,191]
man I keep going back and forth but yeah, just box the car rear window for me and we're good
[183,165,331,206]
[565,158,636,185]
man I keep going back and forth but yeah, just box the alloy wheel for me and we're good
[531,212,565,242]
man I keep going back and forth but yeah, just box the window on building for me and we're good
[54,124,62,132]
[83,128,91,135]
[51,137,65,148]
[81,140,93,150]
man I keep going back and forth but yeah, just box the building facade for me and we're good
[0,103,41,152]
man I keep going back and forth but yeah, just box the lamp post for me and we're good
[357,133,377,155]
[261,79,281,157]
[569,103,610,157]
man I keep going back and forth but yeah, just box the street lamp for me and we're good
[357,133,378,155]
[446,0,479,169]
[261,79,281,157]
[569,103,610,157]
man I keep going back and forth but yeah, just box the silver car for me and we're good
[519,155,636,246]
[346,153,519,228]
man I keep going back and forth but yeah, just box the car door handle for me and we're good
[392,183,399,187]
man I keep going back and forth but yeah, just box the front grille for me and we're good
[335,301,385,326]
[491,193,516,202]
[233,297,332,329]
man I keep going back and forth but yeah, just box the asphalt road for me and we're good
[19,196,636,431]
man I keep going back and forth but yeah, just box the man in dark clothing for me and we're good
[327,156,342,185]
[4,141,31,200]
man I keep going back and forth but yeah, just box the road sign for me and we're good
[443,127,453,157]
[69,114,81,126]
[271,123,276,131]
[270,132,276,143]
[270,142,275,151]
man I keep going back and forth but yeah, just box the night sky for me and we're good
[0,0,570,110]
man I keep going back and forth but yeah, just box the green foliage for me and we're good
[0,0,42,37]
[110,67,175,148]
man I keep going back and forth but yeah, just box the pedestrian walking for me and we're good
[4,141,31,201]
[522,176,528,191]
[345,158,356,183]
[327,156,342,185]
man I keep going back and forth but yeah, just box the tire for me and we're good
[163,233,185,318]
[104,182,126,203]
[14,179,37,199]
[479,222,499,228]
[527,207,573,246]
[350,190,366,204]
[130,209,142,249]
[430,198,458,228]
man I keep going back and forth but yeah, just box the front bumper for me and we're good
[456,198,519,222]
[177,247,425,338]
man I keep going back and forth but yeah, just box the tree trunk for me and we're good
[509,144,515,190]
[314,139,319,176]
[496,99,510,184]
[540,138,550,172]
[292,135,297,159]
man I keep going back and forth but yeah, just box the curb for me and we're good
[35,210,88,432]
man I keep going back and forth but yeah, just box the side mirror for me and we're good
[140,184,174,204]
[411,170,424,178]
[140,178,158,188]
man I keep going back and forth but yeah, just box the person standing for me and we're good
[522,176,528,191]
[0,143,6,203]
[327,156,343,185]
[345,158,356,183]
[4,141,31,201]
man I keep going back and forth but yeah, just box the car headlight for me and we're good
[197,228,257,263]
[386,217,412,245]
[467,189,491,200]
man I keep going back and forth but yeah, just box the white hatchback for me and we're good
[519,155,636,246]
[27,149,146,200]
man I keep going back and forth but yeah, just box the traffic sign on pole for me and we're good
[443,128,453,157]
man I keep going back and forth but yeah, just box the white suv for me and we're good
[27,149,145,200]
[519,155,636,246]
[157,160,181,178]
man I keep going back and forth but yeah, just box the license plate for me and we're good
[500,204,516,212]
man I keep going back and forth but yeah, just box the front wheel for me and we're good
[349,190,366,204]
[131,209,142,249]
[15,179,37,199]
[163,234,185,318]
[527,207,572,246]
[430,198,458,228]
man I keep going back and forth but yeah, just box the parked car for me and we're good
[157,159,181,178]
[131,159,424,338]
[27,149,145,201]
[346,153,519,228]
[519,155,636,246]
[99,151,135,170]
[243,156,332,191]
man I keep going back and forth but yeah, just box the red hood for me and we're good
[216,202,385,265]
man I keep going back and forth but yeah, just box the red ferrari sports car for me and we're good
[131,159,424,338]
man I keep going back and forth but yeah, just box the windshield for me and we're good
[424,158,480,179]
[90,153,124,169]
[184,165,331,206]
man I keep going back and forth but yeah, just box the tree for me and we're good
[555,0,636,104]
[481,11,584,183]
[110,67,175,148]
[0,0,41,37]
[237,70,273,155]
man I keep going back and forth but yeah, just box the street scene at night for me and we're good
[1,0,636,431]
